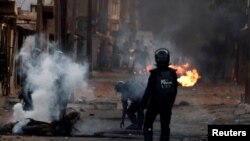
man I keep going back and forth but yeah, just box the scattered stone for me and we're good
[75,98,86,104]
[178,101,190,107]
[80,108,85,112]
[89,113,95,116]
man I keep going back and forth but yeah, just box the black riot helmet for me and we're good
[155,48,170,67]
[114,81,125,93]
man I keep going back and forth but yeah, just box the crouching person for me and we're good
[115,78,146,130]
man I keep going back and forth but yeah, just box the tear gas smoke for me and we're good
[12,35,91,123]
[72,119,117,135]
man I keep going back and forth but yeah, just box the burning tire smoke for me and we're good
[140,0,246,82]
[12,35,90,123]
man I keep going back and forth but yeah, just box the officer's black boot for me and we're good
[160,127,170,141]
[160,136,169,141]
[144,129,153,141]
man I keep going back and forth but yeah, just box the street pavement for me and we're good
[0,71,247,141]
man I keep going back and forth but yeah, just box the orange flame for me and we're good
[170,63,200,87]
[146,64,154,73]
[176,69,200,87]
[145,63,200,87]
[170,63,189,75]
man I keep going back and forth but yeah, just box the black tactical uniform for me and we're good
[141,48,178,141]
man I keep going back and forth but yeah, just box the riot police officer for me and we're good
[141,48,178,141]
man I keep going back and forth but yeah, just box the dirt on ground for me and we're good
[0,72,249,141]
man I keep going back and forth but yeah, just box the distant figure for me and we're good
[122,42,131,69]
[141,46,150,69]
[141,48,178,141]
[114,77,146,130]
[97,41,112,70]
[134,45,150,73]
[19,47,42,111]
[97,41,106,70]
[112,42,122,69]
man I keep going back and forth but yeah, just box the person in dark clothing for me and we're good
[115,77,146,130]
[136,46,150,70]
[141,48,178,141]
[0,109,80,136]
[19,47,42,111]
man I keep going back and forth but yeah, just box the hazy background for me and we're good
[140,0,247,82]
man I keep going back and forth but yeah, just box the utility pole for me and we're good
[36,0,43,50]
[245,0,250,103]
[36,0,43,33]
[54,0,67,51]
[87,0,92,77]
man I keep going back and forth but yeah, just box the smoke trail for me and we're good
[12,35,91,123]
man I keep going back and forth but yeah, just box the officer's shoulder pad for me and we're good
[149,68,158,73]
[168,67,177,72]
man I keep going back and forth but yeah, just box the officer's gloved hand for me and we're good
[120,120,125,128]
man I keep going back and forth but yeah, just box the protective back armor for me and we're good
[155,69,177,107]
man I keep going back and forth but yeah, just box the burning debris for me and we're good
[169,63,200,87]
[145,63,201,87]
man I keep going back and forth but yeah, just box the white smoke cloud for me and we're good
[11,35,91,123]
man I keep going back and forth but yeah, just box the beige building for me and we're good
[0,0,141,95]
